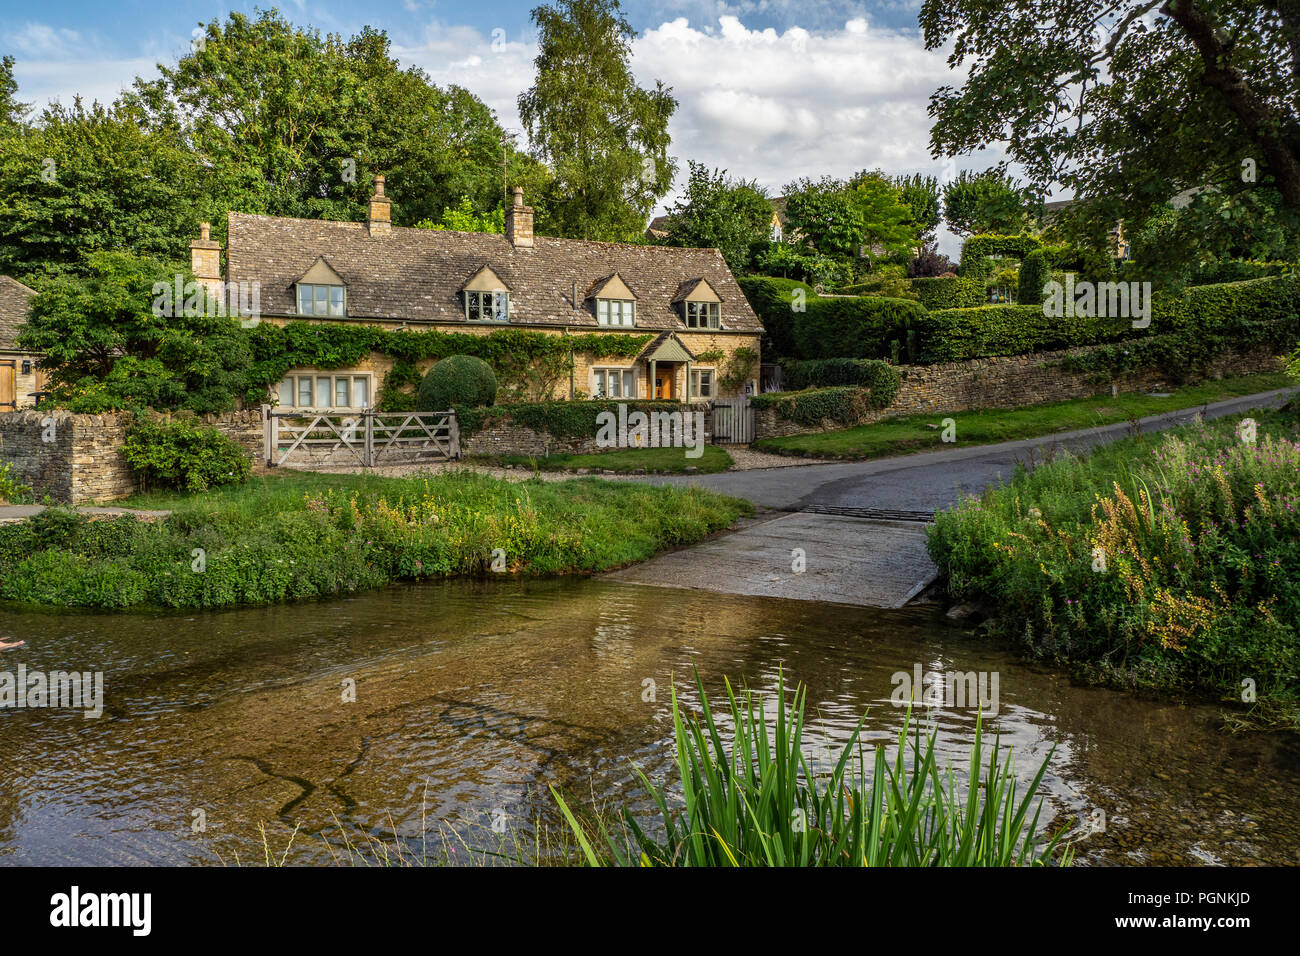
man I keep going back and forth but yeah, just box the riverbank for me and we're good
[926,406,1300,729]
[0,470,751,610]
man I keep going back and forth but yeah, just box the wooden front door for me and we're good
[0,361,15,409]
[654,363,674,399]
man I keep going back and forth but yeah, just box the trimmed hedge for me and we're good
[780,358,901,406]
[915,304,1131,362]
[417,354,498,411]
[792,295,927,361]
[737,275,812,358]
[1190,259,1293,286]
[960,234,1043,263]
[1017,249,1050,307]
[919,275,1300,365]
[456,399,684,440]
[911,275,986,310]
[750,387,873,427]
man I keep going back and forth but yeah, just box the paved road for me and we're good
[645,387,1297,512]
[607,511,935,607]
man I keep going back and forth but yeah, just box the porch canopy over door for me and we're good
[638,332,697,401]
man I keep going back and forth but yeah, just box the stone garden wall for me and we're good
[753,343,1283,440]
[0,410,135,504]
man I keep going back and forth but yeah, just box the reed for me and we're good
[554,671,1069,867]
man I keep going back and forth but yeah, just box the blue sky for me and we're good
[2,0,1006,254]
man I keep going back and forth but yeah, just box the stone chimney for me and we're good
[504,186,534,248]
[368,174,392,237]
[190,222,224,300]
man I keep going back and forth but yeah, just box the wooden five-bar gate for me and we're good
[263,406,460,468]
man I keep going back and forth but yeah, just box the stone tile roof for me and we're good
[0,276,36,352]
[225,212,762,333]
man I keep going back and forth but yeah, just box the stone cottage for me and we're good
[0,276,43,410]
[194,176,764,409]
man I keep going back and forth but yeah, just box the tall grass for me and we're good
[927,410,1300,724]
[554,672,1069,867]
[0,470,751,609]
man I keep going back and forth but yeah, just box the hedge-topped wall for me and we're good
[740,273,1300,379]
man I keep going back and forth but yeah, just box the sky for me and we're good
[1,0,1015,255]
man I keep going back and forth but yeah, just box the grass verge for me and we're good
[468,445,733,474]
[753,372,1292,460]
[0,470,751,610]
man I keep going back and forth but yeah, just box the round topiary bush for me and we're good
[416,354,498,411]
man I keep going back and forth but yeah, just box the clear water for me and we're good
[1,579,1297,865]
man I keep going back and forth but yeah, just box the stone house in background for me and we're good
[0,276,43,410]
[193,176,764,411]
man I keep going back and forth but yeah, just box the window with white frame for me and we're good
[591,367,636,399]
[596,298,635,327]
[465,290,509,322]
[276,371,372,409]
[684,301,721,329]
[690,368,716,399]
[297,283,346,316]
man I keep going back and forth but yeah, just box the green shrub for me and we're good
[750,387,873,426]
[455,399,683,440]
[738,275,812,358]
[793,295,927,361]
[0,463,33,505]
[959,254,996,280]
[927,414,1300,717]
[960,233,1043,263]
[1017,250,1050,306]
[417,355,498,411]
[915,304,1129,362]
[911,276,985,310]
[122,417,252,493]
[1191,259,1293,286]
[780,358,901,405]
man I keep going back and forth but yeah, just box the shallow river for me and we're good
[1,579,1297,865]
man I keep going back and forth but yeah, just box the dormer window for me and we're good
[298,283,345,316]
[588,273,637,327]
[597,298,635,327]
[685,301,720,329]
[294,257,348,316]
[461,265,511,323]
[466,290,509,322]
[674,278,722,329]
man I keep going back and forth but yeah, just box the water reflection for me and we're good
[0,578,1297,866]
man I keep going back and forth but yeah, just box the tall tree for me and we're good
[0,56,29,132]
[0,98,207,283]
[941,168,1035,236]
[784,173,916,264]
[894,172,943,243]
[921,0,1300,254]
[128,11,525,230]
[518,0,677,241]
[659,162,772,272]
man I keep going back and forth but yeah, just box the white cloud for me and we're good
[8,11,1007,255]
[391,14,1005,255]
